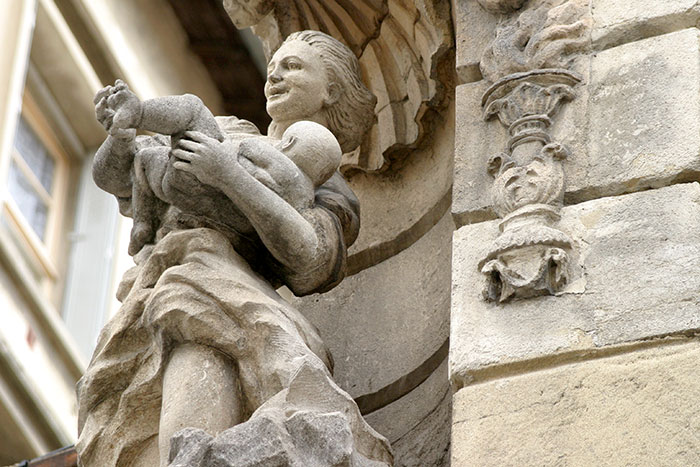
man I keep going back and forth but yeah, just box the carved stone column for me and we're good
[479,69,580,301]
[476,0,590,302]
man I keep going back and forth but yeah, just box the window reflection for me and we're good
[9,115,55,241]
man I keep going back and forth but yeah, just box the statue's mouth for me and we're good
[267,86,288,100]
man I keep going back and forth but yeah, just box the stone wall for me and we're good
[450,1,700,464]
[291,99,455,467]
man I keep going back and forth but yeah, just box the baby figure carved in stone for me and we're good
[96,81,342,256]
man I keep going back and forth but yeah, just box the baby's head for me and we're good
[277,121,342,187]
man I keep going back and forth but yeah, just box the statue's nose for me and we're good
[268,72,283,84]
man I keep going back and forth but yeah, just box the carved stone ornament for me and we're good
[478,0,590,302]
[224,0,453,173]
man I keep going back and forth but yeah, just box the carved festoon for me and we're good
[479,0,590,302]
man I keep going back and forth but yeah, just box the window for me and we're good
[3,92,71,282]
[10,115,55,240]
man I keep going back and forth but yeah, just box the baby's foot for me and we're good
[108,81,142,132]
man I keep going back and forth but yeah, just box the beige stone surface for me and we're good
[452,340,700,466]
[453,0,700,82]
[584,28,700,200]
[392,386,451,467]
[364,359,449,444]
[592,0,700,49]
[293,212,453,398]
[451,183,700,385]
[452,0,500,84]
[453,29,700,226]
[347,100,454,267]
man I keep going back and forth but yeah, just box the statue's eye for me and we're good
[286,60,301,70]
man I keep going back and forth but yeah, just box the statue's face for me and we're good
[265,40,330,124]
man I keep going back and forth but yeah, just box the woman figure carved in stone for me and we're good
[78,31,392,466]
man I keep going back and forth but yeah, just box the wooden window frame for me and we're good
[2,91,71,280]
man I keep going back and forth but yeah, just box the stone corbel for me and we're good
[478,0,590,302]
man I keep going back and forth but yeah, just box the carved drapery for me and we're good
[223,0,453,173]
[478,0,591,302]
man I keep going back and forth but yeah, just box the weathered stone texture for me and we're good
[454,29,700,225]
[452,339,700,466]
[454,0,700,80]
[364,360,448,444]
[347,100,454,269]
[591,0,700,49]
[452,0,500,83]
[392,388,451,467]
[451,183,700,384]
[292,212,453,399]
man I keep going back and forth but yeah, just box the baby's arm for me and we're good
[93,82,138,198]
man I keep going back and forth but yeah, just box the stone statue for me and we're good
[77,30,392,466]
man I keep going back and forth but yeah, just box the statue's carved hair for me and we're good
[283,30,376,153]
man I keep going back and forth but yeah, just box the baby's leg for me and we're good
[129,147,169,256]
[139,94,223,141]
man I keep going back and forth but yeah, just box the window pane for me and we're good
[14,115,55,192]
[8,160,48,240]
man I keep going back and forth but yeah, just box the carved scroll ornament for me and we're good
[223,0,453,173]
[479,0,590,302]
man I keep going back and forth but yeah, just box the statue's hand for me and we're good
[93,79,141,137]
[171,131,239,190]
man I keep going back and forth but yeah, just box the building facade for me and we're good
[0,0,698,466]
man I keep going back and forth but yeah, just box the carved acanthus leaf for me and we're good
[484,79,575,128]
[491,146,566,216]
[224,0,453,173]
[480,0,591,83]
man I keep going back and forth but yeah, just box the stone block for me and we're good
[452,340,700,466]
[592,0,700,50]
[453,29,700,226]
[584,28,700,200]
[452,0,501,83]
[450,183,700,385]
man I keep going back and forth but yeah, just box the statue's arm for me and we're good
[92,133,136,198]
[172,132,324,271]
